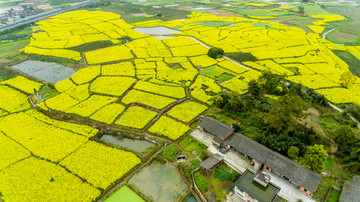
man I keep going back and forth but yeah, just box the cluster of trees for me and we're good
[335,125,360,172]
[347,103,360,121]
[207,47,224,59]
[214,70,329,172]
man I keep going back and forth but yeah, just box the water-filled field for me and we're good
[11,60,75,83]
[100,134,155,154]
[128,161,189,202]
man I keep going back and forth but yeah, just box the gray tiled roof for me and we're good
[339,175,360,202]
[200,154,224,170]
[224,132,269,163]
[199,116,233,141]
[224,133,322,193]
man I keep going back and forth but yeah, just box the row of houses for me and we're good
[198,116,322,197]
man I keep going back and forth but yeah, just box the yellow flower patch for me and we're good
[217,60,248,74]
[167,101,208,123]
[307,25,325,34]
[162,36,198,47]
[0,85,31,113]
[67,95,118,117]
[133,81,186,99]
[60,141,141,189]
[0,157,101,201]
[190,55,217,68]
[71,65,101,85]
[115,106,157,129]
[64,84,90,101]
[170,44,208,57]
[149,116,190,140]
[287,74,341,89]
[54,78,76,92]
[90,103,126,125]
[1,76,43,94]
[24,110,98,138]
[90,76,136,96]
[0,131,31,170]
[0,112,88,162]
[45,93,80,112]
[101,62,136,76]
[85,45,134,64]
[121,90,176,109]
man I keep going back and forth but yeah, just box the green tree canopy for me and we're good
[288,146,299,159]
[335,125,357,153]
[265,94,308,133]
[248,79,263,99]
[226,91,246,112]
[304,144,327,172]
[258,70,286,95]
[344,143,360,172]
[207,47,224,59]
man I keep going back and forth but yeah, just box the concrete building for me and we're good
[234,169,280,202]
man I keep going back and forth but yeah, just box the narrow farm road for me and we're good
[186,36,251,70]
[322,28,336,40]
[329,103,360,129]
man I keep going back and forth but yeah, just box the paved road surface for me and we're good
[322,28,336,40]
[264,171,315,202]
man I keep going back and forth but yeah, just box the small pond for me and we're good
[187,195,197,202]
[11,60,75,83]
[134,26,181,35]
[128,161,189,202]
[100,135,155,154]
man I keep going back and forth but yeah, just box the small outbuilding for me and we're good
[200,153,224,173]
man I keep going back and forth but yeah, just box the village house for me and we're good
[198,116,322,197]
[198,116,234,152]
[233,169,280,202]
[339,175,360,202]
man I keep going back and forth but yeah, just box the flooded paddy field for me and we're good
[134,26,181,35]
[100,134,156,155]
[128,161,189,202]
[11,60,75,83]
